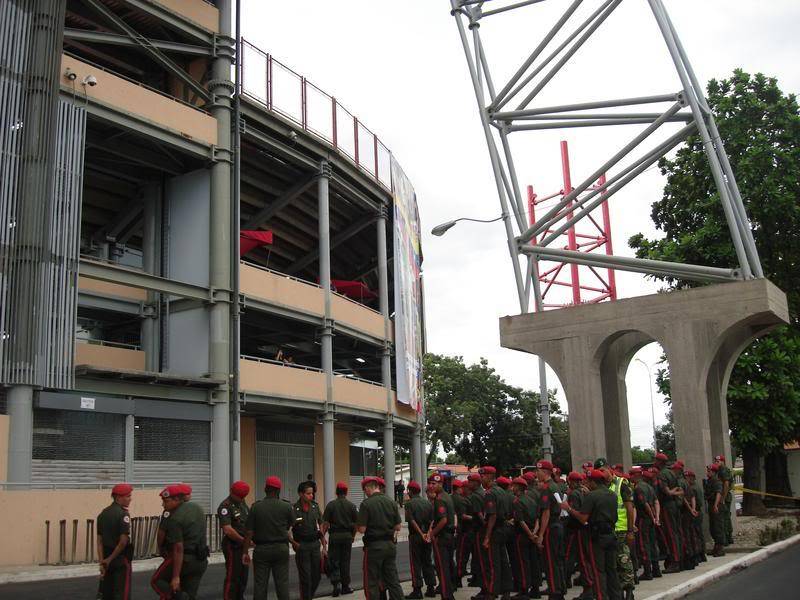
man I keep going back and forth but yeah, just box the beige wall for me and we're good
[154,0,219,32]
[61,55,217,146]
[331,294,387,341]
[313,425,352,507]
[240,359,325,401]
[333,376,386,413]
[75,343,146,371]
[240,417,257,505]
[240,263,324,317]
[0,415,8,482]
[78,275,147,302]
[0,488,163,567]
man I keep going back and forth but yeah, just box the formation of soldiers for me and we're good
[93,452,734,600]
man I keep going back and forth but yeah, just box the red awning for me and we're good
[331,279,378,301]
[240,230,273,256]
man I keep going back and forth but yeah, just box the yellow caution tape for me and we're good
[741,487,800,501]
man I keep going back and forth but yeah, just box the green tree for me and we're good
[423,353,570,472]
[631,446,655,465]
[629,70,800,513]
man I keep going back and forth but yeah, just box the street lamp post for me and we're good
[431,215,503,237]
[635,357,658,454]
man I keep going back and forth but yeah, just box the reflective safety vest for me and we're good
[613,477,627,533]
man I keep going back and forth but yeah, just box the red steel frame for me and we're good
[528,141,617,309]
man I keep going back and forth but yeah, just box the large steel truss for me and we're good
[448,0,763,459]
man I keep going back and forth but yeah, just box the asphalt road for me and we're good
[0,542,411,600]
[685,541,800,599]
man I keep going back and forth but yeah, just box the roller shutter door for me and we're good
[255,422,314,502]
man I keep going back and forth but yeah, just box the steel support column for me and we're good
[209,0,234,507]
[124,414,135,482]
[7,386,34,484]
[142,185,159,371]
[318,161,336,504]
[376,206,396,489]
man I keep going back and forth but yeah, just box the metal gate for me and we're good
[255,442,314,503]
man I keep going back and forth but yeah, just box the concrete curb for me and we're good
[645,533,800,600]
[0,534,410,585]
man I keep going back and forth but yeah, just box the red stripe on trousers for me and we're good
[432,537,448,598]
[662,510,679,562]
[577,530,592,587]
[122,557,131,600]
[150,558,173,599]
[544,527,556,593]
[637,519,648,562]
[587,538,603,600]
[487,535,495,595]
[409,539,417,586]
[515,534,527,591]
[457,533,467,578]
[224,546,233,600]
[476,536,488,592]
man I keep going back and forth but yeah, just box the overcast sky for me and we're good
[242,1,800,449]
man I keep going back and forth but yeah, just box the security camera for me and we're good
[64,68,77,81]
[82,74,98,87]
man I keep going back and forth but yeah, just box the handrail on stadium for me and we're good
[240,39,394,192]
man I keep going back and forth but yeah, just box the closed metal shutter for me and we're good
[255,442,314,503]
[348,476,365,508]
[32,460,124,485]
[134,417,211,511]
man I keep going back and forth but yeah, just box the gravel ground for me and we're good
[732,510,800,546]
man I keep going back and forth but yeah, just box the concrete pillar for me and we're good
[383,420,395,485]
[7,386,34,484]
[376,206,395,489]
[208,0,235,506]
[124,414,135,482]
[318,161,335,503]
[142,185,159,371]
[411,424,423,482]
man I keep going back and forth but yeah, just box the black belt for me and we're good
[295,534,320,543]
[363,534,394,544]
[255,538,287,545]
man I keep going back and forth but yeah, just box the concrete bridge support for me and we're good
[500,279,789,480]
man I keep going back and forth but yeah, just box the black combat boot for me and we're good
[405,588,423,600]
[341,586,355,595]
[624,588,635,600]
[640,562,653,581]
[333,583,341,597]
[427,586,439,598]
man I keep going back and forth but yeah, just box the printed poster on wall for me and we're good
[391,158,423,413]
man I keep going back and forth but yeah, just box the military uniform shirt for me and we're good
[657,468,679,503]
[97,502,133,559]
[357,492,401,542]
[452,492,467,525]
[292,499,322,542]
[161,501,207,551]
[323,496,358,540]
[566,487,585,527]
[539,480,562,520]
[579,486,618,528]
[246,497,293,543]
[218,495,249,537]
[405,495,434,533]
[433,494,455,534]
[513,494,536,531]
[633,482,652,514]
[704,475,722,501]
[717,465,733,493]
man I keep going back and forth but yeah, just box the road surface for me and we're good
[0,542,411,600]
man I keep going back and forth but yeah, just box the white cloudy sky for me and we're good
[242,1,800,448]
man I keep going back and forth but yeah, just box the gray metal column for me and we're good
[7,386,33,484]
[318,161,335,504]
[142,185,159,371]
[411,425,421,483]
[124,414,135,482]
[208,0,235,506]
[377,207,395,487]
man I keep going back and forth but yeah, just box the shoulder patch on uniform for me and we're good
[220,508,228,516]
[162,511,170,518]
[438,506,446,514]
[123,515,130,523]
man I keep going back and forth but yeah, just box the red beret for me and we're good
[522,471,536,482]
[361,476,377,488]
[112,483,133,496]
[567,471,585,482]
[376,477,386,487]
[512,477,528,488]
[671,460,684,470]
[231,481,250,497]
[428,474,444,484]
[582,461,593,470]
[407,481,421,492]
[589,469,607,482]
[553,467,562,476]
[160,484,184,498]
[612,463,624,472]
[714,455,725,462]
[496,476,511,486]
[177,483,192,496]
[478,466,496,475]
[452,479,464,488]
[336,482,349,491]
[685,469,695,477]
[655,453,669,462]
[709,463,720,472]
[536,460,553,471]
[468,473,482,482]
[265,476,282,490]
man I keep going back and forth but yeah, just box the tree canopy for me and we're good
[629,70,800,508]
[423,353,571,472]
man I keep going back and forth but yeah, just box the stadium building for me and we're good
[0,0,426,566]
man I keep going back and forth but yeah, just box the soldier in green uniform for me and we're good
[466,473,487,591]
[630,467,657,581]
[686,469,707,563]
[714,455,734,545]
[428,474,456,600]
[560,469,619,600]
[322,482,358,597]
[454,478,475,588]
[563,472,593,599]
[405,481,437,599]
[534,460,565,600]
[510,477,538,600]
[97,483,133,600]
[642,469,663,578]
[478,466,513,600]
[218,480,251,600]
[151,485,209,600]
[653,454,683,573]
[292,480,326,600]
[357,476,405,600]
[596,459,634,600]
[705,465,725,556]
[522,471,542,599]
[242,476,294,600]
[683,470,706,565]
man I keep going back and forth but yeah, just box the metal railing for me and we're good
[76,338,142,351]
[241,39,393,191]
[240,259,322,288]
